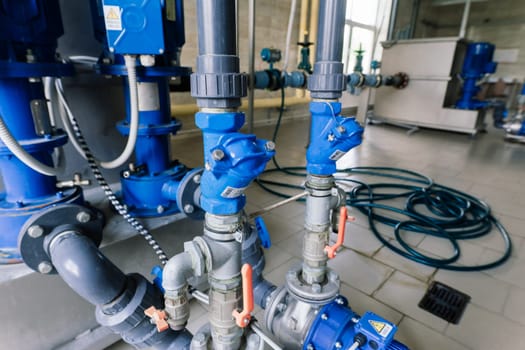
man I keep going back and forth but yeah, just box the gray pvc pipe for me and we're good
[196,0,237,56]
[48,231,127,305]
[315,0,347,63]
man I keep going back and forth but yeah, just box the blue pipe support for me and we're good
[303,296,409,350]
[306,102,363,175]
[195,111,274,215]
[117,75,189,217]
[0,78,82,262]
[456,42,497,110]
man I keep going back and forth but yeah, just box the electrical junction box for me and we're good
[102,0,165,55]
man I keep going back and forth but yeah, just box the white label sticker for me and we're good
[138,82,160,111]
[221,186,247,199]
[329,149,346,161]
[103,5,122,31]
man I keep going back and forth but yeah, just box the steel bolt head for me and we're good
[122,171,131,178]
[76,211,91,223]
[211,149,225,161]
[265,141,276,151]
[335,297,344,305]
[335,341,342,349]
[38,261,53,274]
[328,134,335,142]
[27,225,44,238]
[157,205,165,214]
[337,126,346,133]
[307,344,315,350]
[193,174,201,184]
[321,313,328,320]
[184,204,195,214]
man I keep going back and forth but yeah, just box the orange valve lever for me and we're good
[145,306,169,332]
[232,263,254,328]
[325,206,355,259]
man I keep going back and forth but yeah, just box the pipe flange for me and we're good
[264,286,289,334]
[394,72,410,89]
[306,174,334,191]
[177,168,205,220]
[18,204,104,274]
[285,264,340,304]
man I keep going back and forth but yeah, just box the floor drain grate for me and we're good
[418,281,471,324]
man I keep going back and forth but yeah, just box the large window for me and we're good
[342,0,391,74]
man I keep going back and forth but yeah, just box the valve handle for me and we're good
[325,206,355,259]
[232,263,254,328]
[145,306,169,332]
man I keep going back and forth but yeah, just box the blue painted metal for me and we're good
[261,48,282,70]
[254,69,306,90]
[306,102,363,175]
[519,122,525,136]
[90,0,195,217]
[297,41,313,74]
[101,0,165,55]
[456,42,497,110]
[151,265,165,293]
[303,296,408,350]
[255,216,271,249]
[0,1,83,262]
[116,76,190,217]
[195,111,274,215]
[0,78,80,261]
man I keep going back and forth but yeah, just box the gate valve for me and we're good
[145,306,169,332]
[325,206,355,259]
[232,264,254,328]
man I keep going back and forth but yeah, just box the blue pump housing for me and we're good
[303,296,408,350]
[306,102,363,175]
[456,42,497,110]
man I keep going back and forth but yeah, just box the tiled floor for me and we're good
[109,118,525,350]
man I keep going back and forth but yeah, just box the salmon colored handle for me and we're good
[232,263,254,328]
[325,206,354,259]
[145,306,169,332]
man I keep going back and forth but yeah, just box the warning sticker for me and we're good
[221,186,247,199]
[103,5,122,31]
[369,320,393,338]
[329,149,346,161]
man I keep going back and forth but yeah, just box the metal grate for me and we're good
[418,281,471,324]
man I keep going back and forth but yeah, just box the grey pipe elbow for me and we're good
[162,251,194,292]
[162,252,195,330]
[48,231,127,306]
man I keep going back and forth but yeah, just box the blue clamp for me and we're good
[306,102,363,176]
[151,265,164,293]
[255,216,271,248]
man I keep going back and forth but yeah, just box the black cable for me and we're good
[58,79,169,265]
[255,87,512,271]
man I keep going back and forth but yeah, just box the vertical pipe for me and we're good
[296,0,310,98]
[459,0,472,38]
[309,0,320,66]
[408,0,420,39]
[387,0,399,40]
[315,0,346,64]
[248,0,256,133]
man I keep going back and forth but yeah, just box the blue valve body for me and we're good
[196,111,274,215]
[306,102,363,175]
